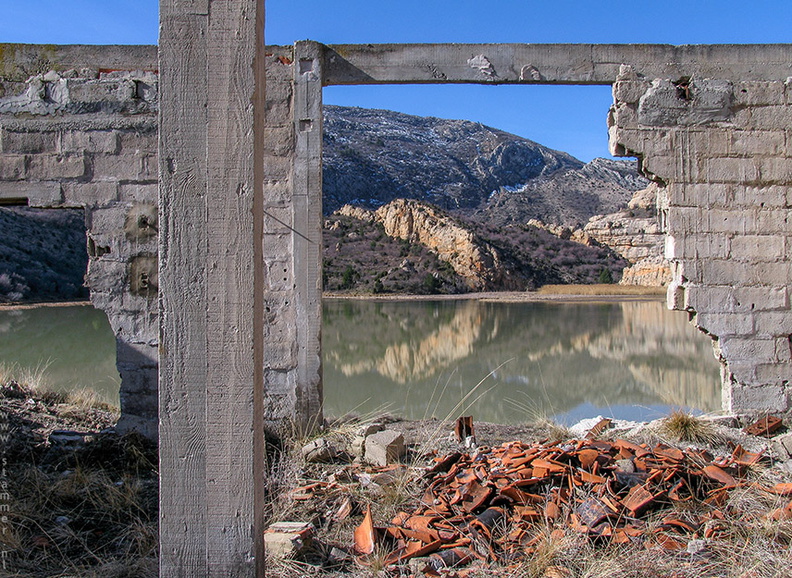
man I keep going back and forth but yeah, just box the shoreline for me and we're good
[323,286,667,304]
[1,286,668,310]
[0,298,92,311]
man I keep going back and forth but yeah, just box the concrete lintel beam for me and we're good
[0,43,158,82]
[320,43,792,86]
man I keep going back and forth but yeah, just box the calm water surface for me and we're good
[0,298,723,423]
[0,304,120,404]
[323,298,722,424]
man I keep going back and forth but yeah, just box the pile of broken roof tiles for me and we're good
[354,437,792,574]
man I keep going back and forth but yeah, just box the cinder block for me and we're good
[720,337,777,363]
[707,157,759,184]
[262,126,294,156]
[728,130,785,157]
[262,154,292,180]
[0,129,58,154]
[26,153,86,179]
[62,130,119,154]
[704,208,756,235]
[748,106,792,130]
[92,153,156,181]
[730,235,784,262]
[66,79,134,102]
[728,384,787,413]
[754,363,792,386]
[758,157,792,184]
[264,522,313,559]
[264,259,292,292]
[120,182,158,203]
[695,312,754,337]
[733,82,787,106]
[262,205,294,235]
[685,285,788,314]
[118,130,157,155]
[62,181,119,207]
[776,338,792,362]
[740,185,788,208]
[732,287,789,311]
[754,312,792,337]
[0,155,25,180]
[363,430,405,467]
[0,180,61,206]
[613,80,650,104]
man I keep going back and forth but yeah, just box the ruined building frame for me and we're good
[1,0,792,573]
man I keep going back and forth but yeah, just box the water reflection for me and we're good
[323,299,722,424]
[0,305,120,405]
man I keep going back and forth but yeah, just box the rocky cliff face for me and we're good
[334,198,630,292]
[584,184,672,286]
[374,199,515,291]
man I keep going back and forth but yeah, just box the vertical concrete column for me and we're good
[260,43,323,436]
[293,41,324,431]
[159,0,265,575]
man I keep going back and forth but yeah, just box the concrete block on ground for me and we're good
[350,423,385,458]
[364,430,405,466]
[771,432,792,460]
[264,522,314,559]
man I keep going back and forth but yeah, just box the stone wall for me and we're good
[0,44,159,438]
[609,66,792,414]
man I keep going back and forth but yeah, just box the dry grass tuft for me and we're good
[659,409,720,444]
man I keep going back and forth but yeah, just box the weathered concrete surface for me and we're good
[609,64,792,415]
[158,0,266,573]
[0,50,159,439]
[323,43,792,86]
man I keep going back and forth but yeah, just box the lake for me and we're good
[0,298,722,424]
[323,298,722,424]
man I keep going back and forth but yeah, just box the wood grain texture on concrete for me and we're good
[159,0,263,575]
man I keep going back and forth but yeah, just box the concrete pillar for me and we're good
[159,0,265,575]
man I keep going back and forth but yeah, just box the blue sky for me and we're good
[1,1,789,161]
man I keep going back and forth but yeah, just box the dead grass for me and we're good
[659,410,721,444]
[537,284,666,296]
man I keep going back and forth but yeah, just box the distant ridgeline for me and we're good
[0,105,662,302]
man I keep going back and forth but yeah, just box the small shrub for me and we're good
[598,268,614,284]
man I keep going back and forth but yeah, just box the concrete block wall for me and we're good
[610,65,792,415]
[261,43,323,436]
[0,53,159,438]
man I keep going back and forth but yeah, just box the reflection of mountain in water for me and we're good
[322,299,721,423]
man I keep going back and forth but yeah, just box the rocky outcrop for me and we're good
[373,199,516,291]
[584,183,671,286]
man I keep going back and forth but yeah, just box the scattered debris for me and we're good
[264,521,314,559]
[744,415,784,437]
[352,437,774,574]
[584,417,612,439]
[302,437,339,463]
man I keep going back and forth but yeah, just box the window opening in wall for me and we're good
[0,205,121,408]
[318,83,723,426]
